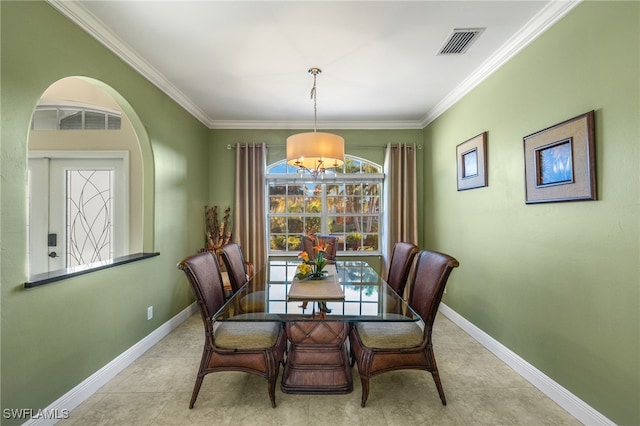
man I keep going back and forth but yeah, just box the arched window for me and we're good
[266,156,383,256]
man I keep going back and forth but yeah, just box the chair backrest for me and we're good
[302,235,337,261]
[220,243,249,293]
[408,250,459,328]
[177,251,226,338]
[385,242,419,295]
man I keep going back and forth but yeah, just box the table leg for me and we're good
[281,321,352,394]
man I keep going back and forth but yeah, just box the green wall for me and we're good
[0,2,208,423]
[1,1,638,425]
[423,2,639,424]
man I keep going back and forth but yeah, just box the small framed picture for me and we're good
[456,132,487,191]
[523,111,596,203]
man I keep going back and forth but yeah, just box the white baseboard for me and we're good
[21,302,614,425]
[22,303,198,426]
[438,303,614,426]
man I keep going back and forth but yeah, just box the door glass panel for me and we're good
[66,169,113,268]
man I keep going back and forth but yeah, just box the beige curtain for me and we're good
[234,143,267,267]
[383,143,418,272]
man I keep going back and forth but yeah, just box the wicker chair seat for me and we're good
[214,321,281,349]
[354,321,423,349]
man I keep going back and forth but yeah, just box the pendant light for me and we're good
[286,68,344,178]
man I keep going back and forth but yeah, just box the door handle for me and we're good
[48,252,59,258]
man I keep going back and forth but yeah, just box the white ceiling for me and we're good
[49,1,580,129]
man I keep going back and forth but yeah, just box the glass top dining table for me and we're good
[213,260,420,323]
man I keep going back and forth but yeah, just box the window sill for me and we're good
[24,252,160,288]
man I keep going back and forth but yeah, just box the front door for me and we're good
[28,153,128,275]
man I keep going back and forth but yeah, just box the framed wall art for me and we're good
[456,131,487,191]
[523,111,596,204]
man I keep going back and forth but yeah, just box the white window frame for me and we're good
[31,100,121,131]
[266,156,384,257]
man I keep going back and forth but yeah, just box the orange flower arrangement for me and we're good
[295,231,330,280]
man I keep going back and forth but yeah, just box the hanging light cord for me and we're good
[309,68,321,133]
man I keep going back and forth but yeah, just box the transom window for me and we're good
[267,156,383,256]
[31,101,121,130]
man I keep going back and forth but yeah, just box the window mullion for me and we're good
[321,183,328,235]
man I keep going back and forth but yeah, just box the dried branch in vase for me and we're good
[204,205,232,252]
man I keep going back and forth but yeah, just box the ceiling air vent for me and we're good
[438,28,485,55]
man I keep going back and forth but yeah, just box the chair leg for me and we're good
[189,347,212,409]
[359,375,370,408]
[428,348,447,405]
[349,342,356,367]
[267,377,277,408]
[189,374,205,409]
[431,370,447,405]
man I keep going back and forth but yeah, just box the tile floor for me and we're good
[60,313,581,425]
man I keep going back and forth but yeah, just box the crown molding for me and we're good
[208,120,424,130]
[421,0,583,127]
[46,0,213,127]
[47,0,581,131]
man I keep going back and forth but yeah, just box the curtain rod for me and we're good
[226,144,421,150]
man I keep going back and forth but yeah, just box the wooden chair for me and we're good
[220,243,264,313]
[177,251,286,408]
[385,242,419,296]
[219,243,254,294]
[350,249,459,407]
